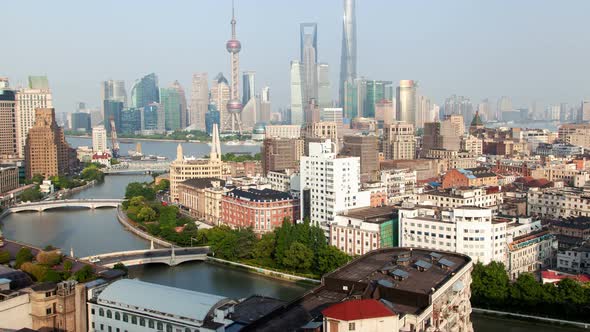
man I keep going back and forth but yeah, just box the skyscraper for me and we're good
[15,77,53,158]
[259,86,271,124]
[396,80,417,127]
[189,73,209,130]
[0,88,18,159]
[101,80,127,111]
[103,100,123,133]
[130,73,159,109]
[290,60,304,125]
[120,108,142,133]
[339,0,357,107]
[160,86,183,131]
[317,63,331,109]
[300,23,318,107]
[210,73,230,129]
[70,112,91,132]
[24,108,71,179]
[224,2,244,133]
[497,96,513,121]
[171,80,188,128]
[242,71,255,106]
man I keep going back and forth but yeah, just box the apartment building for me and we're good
[527,187,590,219]
[379,168,417,204]
[530,163,589,187]
[420,187,503,212]
[264,125,301,139]
[177,178,226,220]
[382,122,415,160]
[442,167,498,189]
[556,244,590,275]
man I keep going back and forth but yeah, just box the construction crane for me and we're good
[109,116,120,158]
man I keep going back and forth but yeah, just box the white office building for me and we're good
[300,140,370,234]
[92,125,108,153]
[88,279,236,332]
[15,88,53,157]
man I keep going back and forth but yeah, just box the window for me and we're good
[140,318,146,327]
[115,312,120,320]
[106,310,112,319]
[349,322,356,330]
[123,314,128,322]
[149,320,155,328]
[99,308,104,317]
[166,325,173,332]
[100,324,104,331]
[91,308,95,315]
[46,307,52,315]
[157,322,164,330]
[131,315,138,325]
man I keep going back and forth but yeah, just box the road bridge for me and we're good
[80,247,209,268]
[103,161,170,174]
[6,199,123,213]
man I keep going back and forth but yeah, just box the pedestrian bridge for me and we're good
[80,247,210,268]
[7,199,123,213]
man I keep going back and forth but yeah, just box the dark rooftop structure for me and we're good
[339,205,397,224]
[242,248,471,332]
[226,295,286,331]
[225,188,293,202]
[180,177,226,189]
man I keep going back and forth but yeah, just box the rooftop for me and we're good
[97,279,230,324]
[180,177,226,189]
[322,299,395,321]
[225,188,293,202]
[340,206,397,223]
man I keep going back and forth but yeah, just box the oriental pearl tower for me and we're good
[224,0,243,134]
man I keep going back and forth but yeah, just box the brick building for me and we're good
[441,167,498,189]
[261,138,303,176]
[221,188,299,234]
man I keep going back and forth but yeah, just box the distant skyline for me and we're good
[3,0,590,114]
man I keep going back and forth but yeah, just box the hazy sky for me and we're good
[3,0,590,113]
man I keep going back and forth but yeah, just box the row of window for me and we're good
[93,307,194,332]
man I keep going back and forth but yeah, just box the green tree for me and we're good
[36,251,63,266]
[316,246,350,275]
[253,233,276,262]
[113,262,128,273]
[31,174,44,184]
[63,260,73,272]
[471,261,510,308]
[73,265,94,282]
[137,206,157,222]
[235,228,256,259]
[510,273,543,308]
[0,250,10,264]
[20,187,43,202]
[81,164,105,182]
[158,206,179,230]
[155,179,170,191]
[282,242,314,272]
[20,262,48,281]
[125,182,156,201]
[15,247,34,268]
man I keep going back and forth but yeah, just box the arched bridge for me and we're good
[80,247,210,268]
[7,199,123,213]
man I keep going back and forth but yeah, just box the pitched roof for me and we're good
[321,299,395,321]
[471,111,484,127]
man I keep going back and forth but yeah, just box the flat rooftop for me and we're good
[243,248,471,332]
[341,206,397,223]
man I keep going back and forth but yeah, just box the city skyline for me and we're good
[3,0,590,114]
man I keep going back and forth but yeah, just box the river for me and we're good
[0,175,584,330]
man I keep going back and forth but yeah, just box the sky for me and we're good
[3,0,590,114]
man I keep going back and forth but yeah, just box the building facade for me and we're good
[261,138,303,176]
[189,73,209,130]
[383,122,415,160]
[341,135,379,182]
[15,85,53,158]
[0,89,18,159]
[0,164,19,194]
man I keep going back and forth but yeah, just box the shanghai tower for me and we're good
[339,0,357,107]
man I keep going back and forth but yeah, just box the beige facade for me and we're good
[30,281,78,332]
[303,121,338,142]
[264,125,301,139]
[0,90,18,159]
[559,124,590,148]
[170,124,224,200]
[531,163,589,187]
[383,122,415,160]
[527,187,590,219]
[177,178,226,222]
[341,135,379,182]
[421,187,503,212]
[461,135,483,155]
[16,88,53,158]
[210,77,230,131]
[24,108,71,179]
[507,230,556,280]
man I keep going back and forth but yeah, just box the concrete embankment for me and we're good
[472,308,590,329]
[116,206,173,248]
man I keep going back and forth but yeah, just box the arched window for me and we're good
[99,308,104,317]
[185,328,191,332]
[115,312,120,320]
[106,310,112,319]
[123,313,128,322]
[157,322,163,330]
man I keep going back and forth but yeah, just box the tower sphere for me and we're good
[226,40,241,53]
[227,99,243,113]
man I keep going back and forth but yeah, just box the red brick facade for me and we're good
[221,188,299,234]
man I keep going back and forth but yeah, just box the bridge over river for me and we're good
[80,247,209,268]
[1,199,123,214]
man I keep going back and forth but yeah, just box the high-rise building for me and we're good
[15,78,53,158]
[341,135,379,182]
[396,80,417,127]
[141,103,164,132]
[210,73,230,129]
[120,108,141,133]
[375,99,395,125]
[189,73,208,130]
[28,76,50,90]
[70,112,91,132]
[365,80,392,118]
[92,125,108,153]
[130,73,159,109]
[24,108,71,179]
[300,139,370,234]
[497,96,513,120]
[422,115,465,153]
[339,0,357,107]
[258,86,271,124]
[317,63,331,109]
[383,122,415,160]
[290,61,304,125]
[262,137,304,176]
[223,2,244,133]
[0,88,18,159]
[300,23,318,106]
[158,81,186,131]
[242,71,255,106]
[580,101,590,123]
[101,80,127,116]
[321,108,344,136]
[343,78,365,119]
[477,99,492,122]
[205,106,220,135]
[103,100,123,133]
[241,96,258,131]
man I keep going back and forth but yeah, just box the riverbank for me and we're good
[116,206,173,248]
[472,308,590,330]
[66,134,192,143]
[207,256,320,285]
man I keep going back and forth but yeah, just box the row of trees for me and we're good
[220,153,262,163]
[471,262,590,322]
[0,247,96,283]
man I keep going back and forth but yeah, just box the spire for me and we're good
[176,143,183,161]
[231,0,237,38]
[210,124,221,161]
[471,110,484,127]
